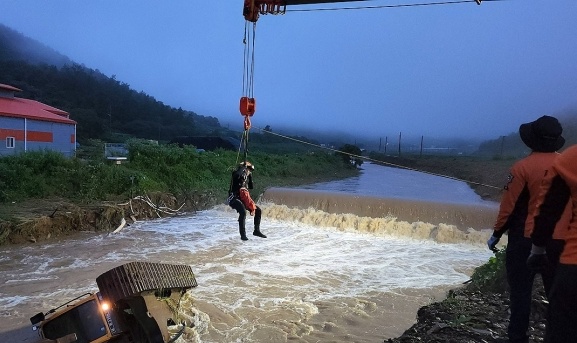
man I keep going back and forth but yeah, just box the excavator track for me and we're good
[96,261,198,303]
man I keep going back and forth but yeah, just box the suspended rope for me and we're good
[238,18,257,167]
[256,126,501,190]
[241,20,256,106]
[232,2,262,176]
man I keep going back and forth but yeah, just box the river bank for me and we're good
[0,191,220,245]
[1,155,521,342]
[1,154,512,246]
[384,280,547,343]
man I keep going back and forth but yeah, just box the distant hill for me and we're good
[475,110,577,158]
[0,24,232,144]
[0,24,71,67]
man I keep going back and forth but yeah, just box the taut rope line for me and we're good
[257,127,502,190]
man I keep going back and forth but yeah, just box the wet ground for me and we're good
[385,279,548,343]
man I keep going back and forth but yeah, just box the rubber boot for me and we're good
[239,220,248,241]
[253,227,267,238]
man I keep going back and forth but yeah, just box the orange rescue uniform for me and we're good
[532,145,577,264]
[531,145,577,343]
[493,152,570,239]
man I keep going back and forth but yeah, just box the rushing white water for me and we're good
[0,163,498,343]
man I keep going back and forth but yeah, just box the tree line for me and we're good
[0,59,226,143]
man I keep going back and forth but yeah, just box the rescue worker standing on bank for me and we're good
[487,115,568,343]
[529,144,577,343]
[228,161,267,241]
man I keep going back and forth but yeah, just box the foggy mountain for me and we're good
[0,24,228,144]
[0,23,351,152]
[0,24,334,151]
[0,24,71,67]
[475,108,577,158]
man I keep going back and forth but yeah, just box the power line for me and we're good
[257,126,501,190]
[286,0,506,12]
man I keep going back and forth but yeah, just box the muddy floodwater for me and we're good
[0,163,498,342]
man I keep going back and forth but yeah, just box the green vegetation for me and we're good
[468,248,507,292]
[0,141,358,215]
[247,131,326,154]
[337,144,364,167]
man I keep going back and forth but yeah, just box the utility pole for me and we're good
[398,132,402,157]
[420,135,424,158]
[385,136,388,154]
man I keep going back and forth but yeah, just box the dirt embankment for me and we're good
[0,192,220,245]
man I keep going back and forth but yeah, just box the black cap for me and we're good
[519,115,565,152]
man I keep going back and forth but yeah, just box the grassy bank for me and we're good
[1,145,517,244]
[0,141,359,244]
[1,141,356,206]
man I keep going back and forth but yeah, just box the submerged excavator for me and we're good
[30,262,198,343]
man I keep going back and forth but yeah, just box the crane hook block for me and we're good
[244,0,286,22]
[240,97,256,117]
[243,0,259,22]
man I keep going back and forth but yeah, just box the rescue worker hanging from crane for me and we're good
[228,161,267,241]
[227,0,266,241]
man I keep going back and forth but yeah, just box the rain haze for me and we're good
[1,0,576,141]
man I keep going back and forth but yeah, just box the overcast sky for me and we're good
[1,1,576,141]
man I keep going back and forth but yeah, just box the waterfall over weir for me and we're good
[260,187,500,246]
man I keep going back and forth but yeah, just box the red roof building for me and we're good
[0,83,77,157]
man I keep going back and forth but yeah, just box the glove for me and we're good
[487,235,500,251]
[527,245,549,274]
